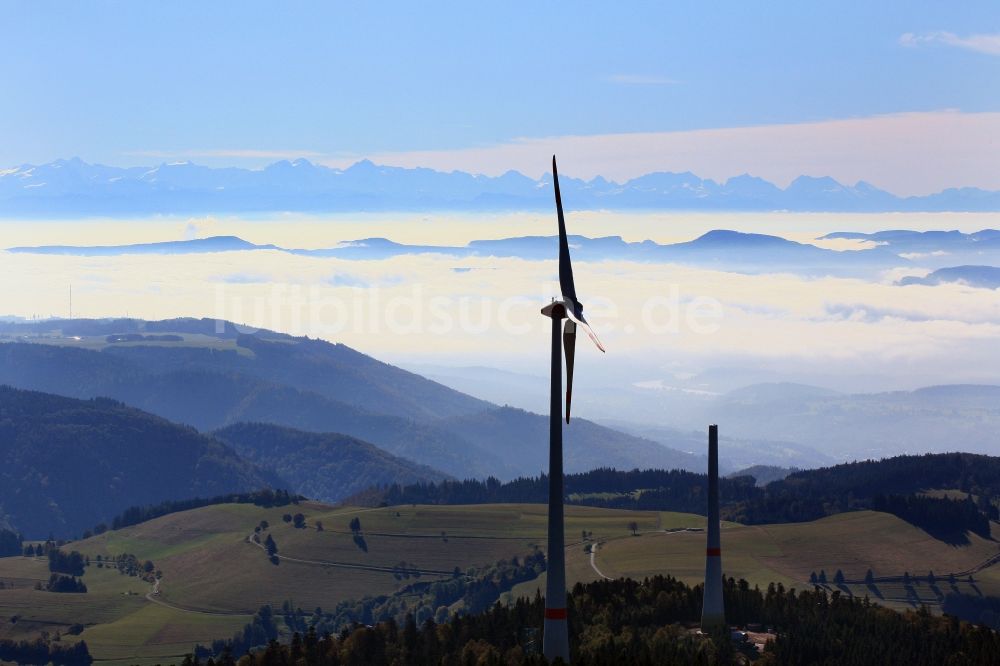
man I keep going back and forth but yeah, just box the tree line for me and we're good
[43,573,87,593]
[198,552,547,661]
[0,637,91,665]
[358,454,1000,535]
[106,488,299,532]
[359,468,759,515]
[183,575,1000,665]
[871,493,991,543]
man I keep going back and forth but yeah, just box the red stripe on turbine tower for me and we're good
[544,608,568,620]
[707,548,722,556]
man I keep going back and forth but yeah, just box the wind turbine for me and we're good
[541,156,605,663]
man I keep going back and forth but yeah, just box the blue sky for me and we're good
[2,1,998,189]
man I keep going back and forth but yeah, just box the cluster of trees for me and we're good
[280,600,318,635]
[312,551,545,635]
[872,494,991,542]
[97,553,157,580]
[48,549,86,576]
[22,537,67,558]
[362,455,1000,538]
[0,528,23,557]
[109,489,299,532]
[0,637,91,665]
[281,512,307,528]
[185,575,1000,665]
[199,553,547,661]
[264,534,279,563]
[250,521,278,563]
[44,573,88,593]
[196,605,279,660]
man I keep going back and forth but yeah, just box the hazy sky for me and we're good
[2,2,998,193]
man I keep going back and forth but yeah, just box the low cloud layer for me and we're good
[5,214,1000,394]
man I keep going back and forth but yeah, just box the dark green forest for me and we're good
[364,454,1000,537]
[213,422,449,504]
[107,489,299,531]
[0,637,91,665]
[0,385,277,538]
[353,468,759,512]
[186,576,1000,665]
[871,494,991,543]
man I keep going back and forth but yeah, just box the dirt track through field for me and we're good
[590,542,612,580]
[145,578,246,617]
[246,531,456,577]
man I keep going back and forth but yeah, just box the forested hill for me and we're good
[0,385,280,538]
[0,317,489,422]
[733,453,1000,522]
[0,319,700,479]
[360,453,1000,539]
[213,422,450,503]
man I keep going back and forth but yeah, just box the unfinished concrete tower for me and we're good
[701,423,725,629]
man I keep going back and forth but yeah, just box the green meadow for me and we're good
[0,502,997,664]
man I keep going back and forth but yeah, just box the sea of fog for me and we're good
[3,211,1000,424]
[4,210,1000,248]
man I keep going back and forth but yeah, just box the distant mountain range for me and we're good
[710,382,1000,460]
[17,228,1000,279]
[821,230,1000,275]
[898,266,1000,289]
[0,230,920,277]
[2,157,998,214]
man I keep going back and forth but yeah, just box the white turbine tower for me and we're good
[541,156,605,663]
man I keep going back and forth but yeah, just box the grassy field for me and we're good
[0,502,997,664]
[588,511,1000,611]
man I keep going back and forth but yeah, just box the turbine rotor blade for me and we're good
[563,319,577,423]
[565,304,606,353]
[552,156,578,305]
